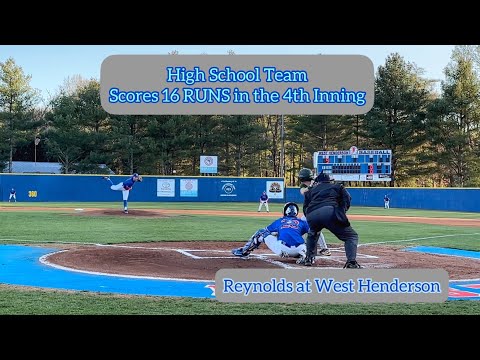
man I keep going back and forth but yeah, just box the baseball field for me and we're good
[1,201,479,315]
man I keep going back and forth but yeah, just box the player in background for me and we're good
[384,194,390,209]
[103,173,142,213]
[258,191,269,212]
[233,202,309,263]
[9,188,16,202]
[298,168,331,256]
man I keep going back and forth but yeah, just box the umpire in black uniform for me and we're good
[298,168,361,268]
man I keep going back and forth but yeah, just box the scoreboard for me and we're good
[314,146,392,182]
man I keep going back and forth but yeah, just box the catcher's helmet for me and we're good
[315,171,332,183]
[283,202,299,217]
[298,168,314,181]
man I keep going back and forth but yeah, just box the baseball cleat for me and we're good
[296,255,306,265]
[124,209,129,214]
[343,260,362,269]
[304,256,315,266]
[318,248,331,256]
[232,248,249,257]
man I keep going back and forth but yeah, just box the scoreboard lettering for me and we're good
[314,146,392,182]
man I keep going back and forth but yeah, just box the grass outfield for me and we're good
[0,202,479,315]
[0,284,479,315]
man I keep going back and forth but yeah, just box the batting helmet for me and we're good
[283,202,299,217]
[298,168,314,181]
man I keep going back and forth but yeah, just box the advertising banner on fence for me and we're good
[157,179,175,197]
[266,180,284,199]
[180,179,198,197]
[220,179,237,197]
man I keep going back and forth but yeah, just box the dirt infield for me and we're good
[2,206,480,281]
[46,241,478,280]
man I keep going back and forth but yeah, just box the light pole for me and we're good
[34,137,41,164]
[355,115,359,147]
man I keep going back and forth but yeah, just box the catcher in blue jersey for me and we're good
[232,202,310,264]
[102,173,142,213]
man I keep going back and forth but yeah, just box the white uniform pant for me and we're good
[384,201,389,209]
[9,193,16,201]
[258,201,269,212]
[300,215,328,249]
[263,234,306,257]
[315,231,328,249]
[111,183,130,201]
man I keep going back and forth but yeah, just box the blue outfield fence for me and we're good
[2,173,480,212]
[0,174,286,203]
[285,186,480,212]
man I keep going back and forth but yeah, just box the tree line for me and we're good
[1,46,480,187]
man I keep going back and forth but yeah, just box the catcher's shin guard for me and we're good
[241,229,269,255]
[241,239,258,255]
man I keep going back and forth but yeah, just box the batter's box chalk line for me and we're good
[95,244,379,266]
[174,249,380,270]
[175,248,379,263]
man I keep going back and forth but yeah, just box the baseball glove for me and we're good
[137,175,143,182]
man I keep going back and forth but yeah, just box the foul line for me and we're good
[359,232,480,247]
[0,238,100,246]
[450,278,480,282]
